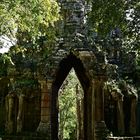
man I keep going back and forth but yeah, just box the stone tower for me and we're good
[58,0,89,49]
[43,1,108,140]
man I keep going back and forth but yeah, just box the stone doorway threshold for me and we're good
[107,136,140,140]
[0,135,49,140]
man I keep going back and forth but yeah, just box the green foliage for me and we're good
[88,0,126,36]
[0,53,14,76]
[0,0,61,75]
[88,0,139,53]
[58,69,83,140]
[123,1,140,51]
[0,0,60,37]
[0,0,60,56]
[88,0,139,36]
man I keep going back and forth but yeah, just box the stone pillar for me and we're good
[130,96,137,135]
[17,94,25,133]
[116,97,125,135]
[37,79,52,135]
[94,79,104,121]
[84,84,94,140]
[5,92,16,134]
[111,89,124,135]
[93,77,108,140]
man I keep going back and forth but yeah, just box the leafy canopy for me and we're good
[0,0,60,43]
[88,0,139,37]
[87,0,140,52]
[88,0,125,36]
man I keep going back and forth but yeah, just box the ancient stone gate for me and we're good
[34,0,139,139]
[36,49,108,140]
[0,0,139,140]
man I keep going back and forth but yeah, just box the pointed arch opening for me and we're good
[51,53,91,140]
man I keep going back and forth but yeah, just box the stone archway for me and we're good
[37,49,107,140]
[51,53,92,140]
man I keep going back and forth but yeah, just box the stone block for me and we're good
[41,93,50,101]
[41,100,50,108]
[41,116,50,122]
[41,108,50,116]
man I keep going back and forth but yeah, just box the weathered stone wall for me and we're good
[0,52,42,135]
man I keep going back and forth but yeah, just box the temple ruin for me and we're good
[0,0,140,140]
